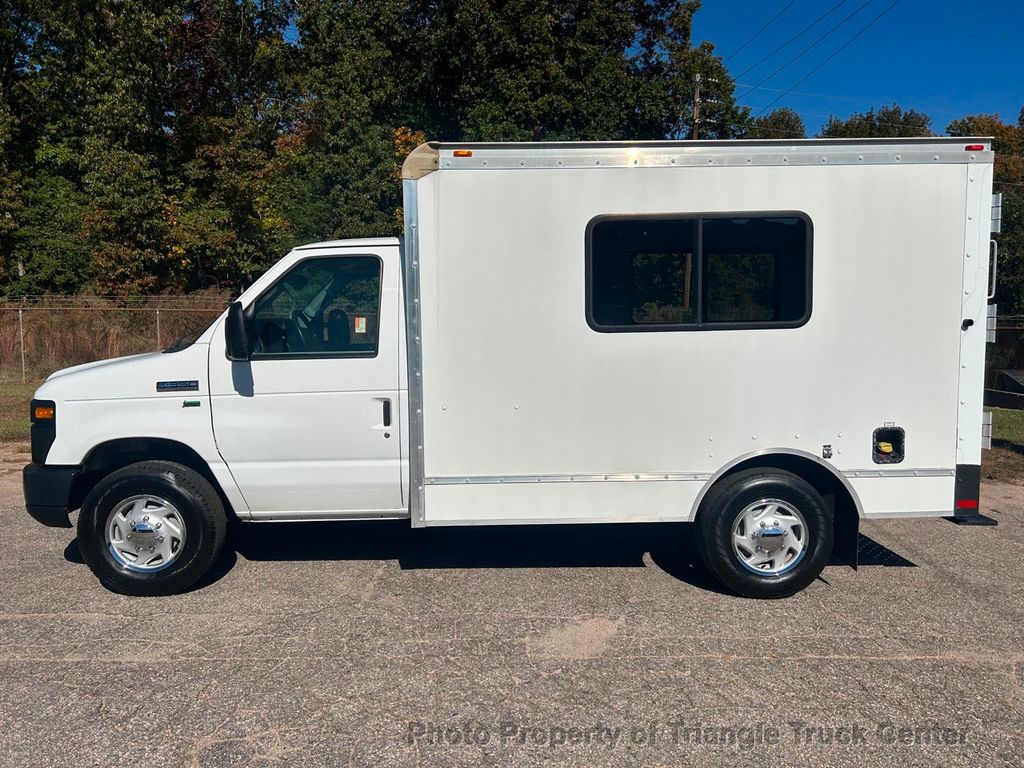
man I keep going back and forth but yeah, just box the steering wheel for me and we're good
[290,309,315,351]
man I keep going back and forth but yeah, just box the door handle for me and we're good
[382,399,392,427]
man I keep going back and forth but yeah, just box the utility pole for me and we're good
[691,73,701,140]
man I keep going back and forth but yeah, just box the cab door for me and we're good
[208,247,403,518]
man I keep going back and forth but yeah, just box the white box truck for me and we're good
[23,138,1000,598]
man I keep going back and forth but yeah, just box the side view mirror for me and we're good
[225,301,251,361]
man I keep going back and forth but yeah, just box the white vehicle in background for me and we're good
[23,138,999,598]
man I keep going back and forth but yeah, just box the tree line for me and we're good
[1,1,1021,308]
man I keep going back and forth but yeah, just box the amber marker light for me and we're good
[32,404,54,421]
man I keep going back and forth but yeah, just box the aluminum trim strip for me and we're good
[439,151,991,171]
[842,468,955,478]
[433,140,993,172]
[425,472,713,485]
[402,178,427,527]
[425,467,954,485]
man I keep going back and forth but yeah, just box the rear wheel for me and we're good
[78,461,227,596]
[696,468,832,598]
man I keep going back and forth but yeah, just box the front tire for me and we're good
[696,469,832,599]
[78,461,228,596]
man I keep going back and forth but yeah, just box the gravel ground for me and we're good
[1,444,1022,767]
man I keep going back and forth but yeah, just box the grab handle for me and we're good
[988,239,998,300]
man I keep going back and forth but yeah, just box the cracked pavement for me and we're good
[1,447,1023,767]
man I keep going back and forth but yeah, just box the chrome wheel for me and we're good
[732,498,808,576]
[105,495,187,573]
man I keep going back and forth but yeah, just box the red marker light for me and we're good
[955,499,979,510]
[964,144,984,151]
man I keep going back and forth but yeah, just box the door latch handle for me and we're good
[383,399,392,427]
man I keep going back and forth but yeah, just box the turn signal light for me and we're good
[33,405,55,421]
[453,149,473,157]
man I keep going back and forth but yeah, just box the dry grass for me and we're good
[983,408,1024,484]
[0,292,228,381]
[0,381,37,444]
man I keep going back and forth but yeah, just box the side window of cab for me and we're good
[250,255,382,358]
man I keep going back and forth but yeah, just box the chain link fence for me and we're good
[0,294,230,385]
[987,315,1024,404]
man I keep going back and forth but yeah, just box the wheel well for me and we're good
[698,453,861,566]
[72,438,235,517]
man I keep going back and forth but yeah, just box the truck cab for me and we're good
[24,237,409,594]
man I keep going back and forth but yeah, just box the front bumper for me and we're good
[23,463,80,528]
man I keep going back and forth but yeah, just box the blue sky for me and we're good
[692,0,1023,135]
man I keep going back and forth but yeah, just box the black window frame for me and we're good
[585,211,813,333]
[247,254,385,360]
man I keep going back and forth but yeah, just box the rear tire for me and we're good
[696,468,832,598]
[78,461,227,596]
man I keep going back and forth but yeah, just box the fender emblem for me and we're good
[157,380,199,393]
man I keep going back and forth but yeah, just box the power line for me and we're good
[724,1,797,62]
[734,0,850,80]
[737,0,877,102]
[754,0,904,117]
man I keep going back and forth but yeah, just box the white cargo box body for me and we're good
[401,139,994,527]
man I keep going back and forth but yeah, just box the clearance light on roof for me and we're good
[965,144,985,151]
[453,150,473,158]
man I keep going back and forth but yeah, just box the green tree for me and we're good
[818,104,932,138]
[166,0,298,287]
[742,107,806,139]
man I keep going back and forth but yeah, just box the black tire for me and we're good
[695,468,832,599]
[78,461,228,596]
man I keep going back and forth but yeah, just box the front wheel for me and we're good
[78,461,228,596]
[696,469,833,599]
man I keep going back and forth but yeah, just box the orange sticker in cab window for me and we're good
[354,316,367,334]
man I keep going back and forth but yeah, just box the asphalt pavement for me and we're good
[1,449,1022,767]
